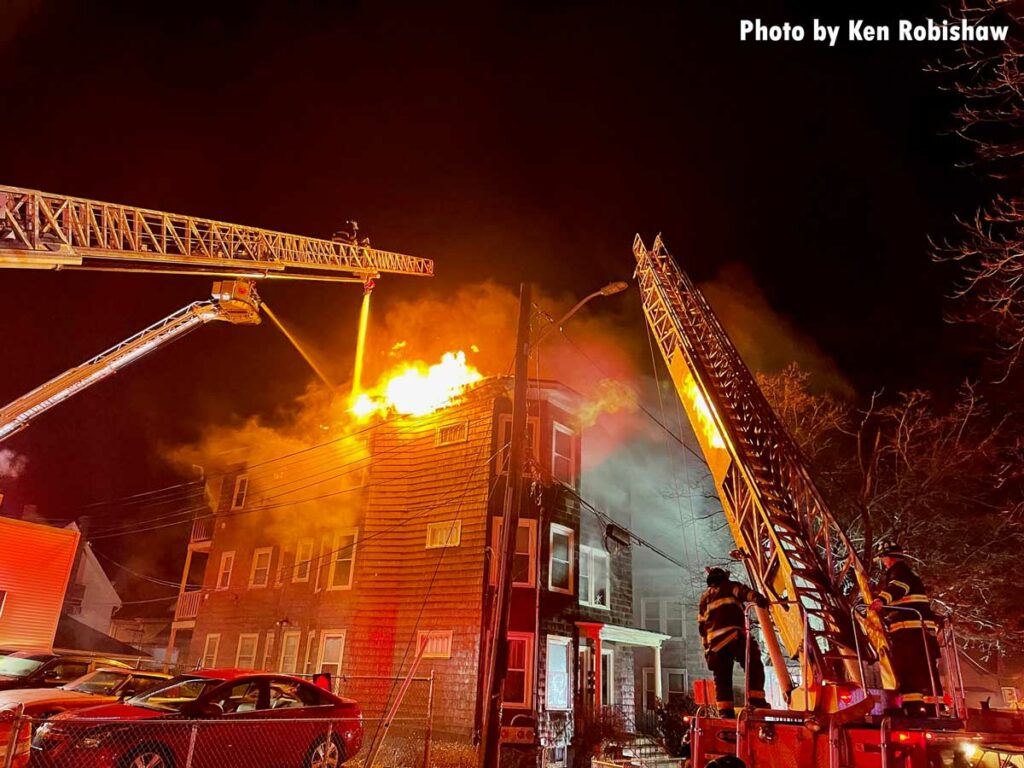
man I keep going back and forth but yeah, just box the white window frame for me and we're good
[435,420,470,446]
[249,547,273,588]
[231,475,249,510]
[503,632,533,709]
[201,633,220,669]
[317,630,347,676]
[279,630,301,674]
[642,667,657,711]
[293,539,314,583]
[327,530,358,591]
[601,648,615,706]
[579,545,610,609]
[262,630,275,671]
[426,520,462,549]
[417,630,453,659]
[551,422,577,486]
[491,517,537,588]
[545,635,573,711]
[304,630,317,674]
[548,523,574,594]
[666,668,688,703]
[216,551,235,590]
[641,597,686,638]
[497,415,541,474]
[235,633,259,668]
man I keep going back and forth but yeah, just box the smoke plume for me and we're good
[0,448,28,479]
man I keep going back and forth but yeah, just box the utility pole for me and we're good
[481,282,532,768]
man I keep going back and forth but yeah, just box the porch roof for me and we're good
[576,621,670,648]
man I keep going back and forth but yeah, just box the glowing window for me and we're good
[580,546,609,609]
[546,636,572,710]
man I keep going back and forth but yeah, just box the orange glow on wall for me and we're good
[0,518,79,650]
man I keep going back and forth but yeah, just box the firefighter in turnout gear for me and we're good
[869,544,943,717]
[698,567,770,718]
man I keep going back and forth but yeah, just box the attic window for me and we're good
[417,630,453,659]
[426,521,462,549]
[436,421,469,446]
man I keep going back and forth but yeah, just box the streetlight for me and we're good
[530,280,629,351]
[482,279,629,768]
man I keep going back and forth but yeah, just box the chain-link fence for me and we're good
[0,673,445,768]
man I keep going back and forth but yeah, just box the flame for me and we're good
[683,374,726,450]
[351,350,483,419]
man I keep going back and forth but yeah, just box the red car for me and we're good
[31,669,363,768]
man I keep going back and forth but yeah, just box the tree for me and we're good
[759,365,1024,657]
[933,1,1024,379]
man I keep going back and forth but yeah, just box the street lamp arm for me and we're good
[530,280,628,351]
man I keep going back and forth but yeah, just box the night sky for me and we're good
[0,1,988,588]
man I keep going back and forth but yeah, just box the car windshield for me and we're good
[127,676,224,712]
[64,669,128,695]
[0,654,47,678]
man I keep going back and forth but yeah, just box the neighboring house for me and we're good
[61,522,123,634]
[169,378,667,766]
[109,601,176,666]
[0,516,79,651]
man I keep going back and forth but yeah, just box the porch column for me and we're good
[593,633,603,709]
[654,642,663,700]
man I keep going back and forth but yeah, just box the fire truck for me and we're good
[633,234,1024,767]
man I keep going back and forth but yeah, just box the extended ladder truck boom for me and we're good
[0,281,260,443]
[633,234,1024,767]
[0,184,433,443]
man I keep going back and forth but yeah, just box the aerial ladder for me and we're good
[0,184,432,441]
[634,234,1022,767]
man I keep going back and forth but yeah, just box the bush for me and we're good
[655,695,698,758]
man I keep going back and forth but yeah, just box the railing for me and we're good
[175,590,202,620]
[190,517,213,544]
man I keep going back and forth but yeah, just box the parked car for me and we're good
[0,668,169,768]
[32,669,363,768]
[0,652,130,692]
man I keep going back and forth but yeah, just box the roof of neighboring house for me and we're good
[54,615,149,659]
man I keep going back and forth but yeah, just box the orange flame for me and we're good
[351,350,483,419]
[683,374,725,450]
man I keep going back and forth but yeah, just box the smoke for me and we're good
[0,448,28,479]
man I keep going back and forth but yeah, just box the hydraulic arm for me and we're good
[633,234,894,707]
[0,185,432,281]
[0,281,260,443]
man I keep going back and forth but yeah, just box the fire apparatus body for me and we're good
[632,234,1024,767]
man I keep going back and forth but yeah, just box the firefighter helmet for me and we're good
[705,566,729,586]
[704,756,747,768]
[875,542,907,560]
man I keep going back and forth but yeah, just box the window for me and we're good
[202,634,220,668]
[214,680,262,714]
[545,636,572,710]
[216,552,234,590]
[426,520,461,549]
[552,423,576,485]
[490,518,537,587]
[279,630,301,674]
[0,589,7,618]
[262,631,275,670]
[643,668,657,710]
[231,475,249,510]
[497,415,541,473]
[328,531,357,590]
[642,598,685,638]
[293,539,314,583]
[304,630,317,674]
[549,524,574,593]
[548,746,567,767]
[503,633,533,708]
[417,630,453,659]
[579,545,610,608]
[235,633,259,668]
[249,547,273,588]
[317,631,346,677]
[601,649,614,705]
[667,669,688,705]
[435,421,469,446]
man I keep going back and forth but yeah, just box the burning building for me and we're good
[167,374,669,764]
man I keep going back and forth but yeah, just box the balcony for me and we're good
[190,517,213,550]
[175,590,203,621]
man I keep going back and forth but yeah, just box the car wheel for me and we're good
[123,746,175,768]
[307,734,344,768]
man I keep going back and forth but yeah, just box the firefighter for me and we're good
[869,544,943,717]
[698,567,770,718]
